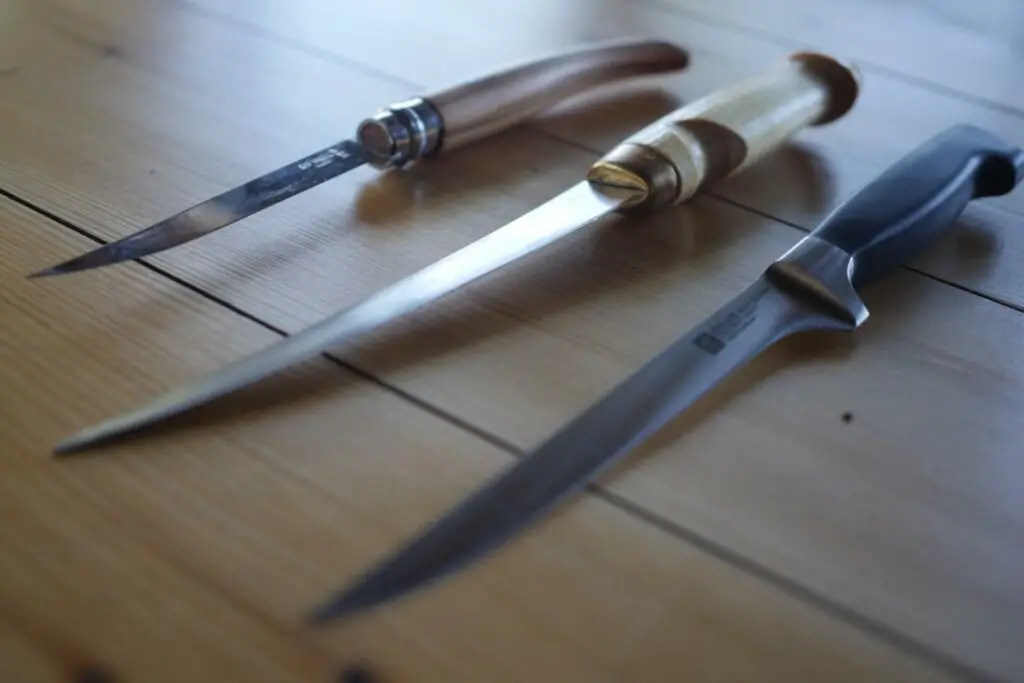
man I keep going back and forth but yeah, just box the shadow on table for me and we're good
[351,86,684,225]
[612,208,1008,477]
[161,87,685,300]
[68,96,1009,459]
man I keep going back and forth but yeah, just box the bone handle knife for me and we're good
[31,38,689,278]
[587,51,859,208]
[52,51,860,455]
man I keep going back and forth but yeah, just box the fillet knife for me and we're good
[52,51,861,454]
[28,38,690,277]
[305,124,1024,623]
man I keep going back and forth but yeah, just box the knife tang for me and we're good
[354,38,690,169]
[587,51,860,209]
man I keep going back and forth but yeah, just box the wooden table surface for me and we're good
[3,1,1023,681]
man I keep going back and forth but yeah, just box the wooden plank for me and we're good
[652,0,1024,113]
[2,1,1023,680]
[187,0,1024,116]
[339,196,1024,682]
[181,0,1024,309]
[0,196,955,682]
[5,0,1024,310]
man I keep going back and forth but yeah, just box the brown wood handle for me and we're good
[427,38,690,153]
[586,52,861,208]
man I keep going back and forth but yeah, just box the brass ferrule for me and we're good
[585,143,681,210]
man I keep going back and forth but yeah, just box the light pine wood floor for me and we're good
[2,1,1023,681]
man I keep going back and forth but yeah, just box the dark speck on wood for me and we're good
[841,411,853,424]
[75,666,115,683]
[102,45,123,59]
[340,662,375,683]
[0,66,19,76]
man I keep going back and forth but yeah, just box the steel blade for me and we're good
[53,182,638,454]
[307,275,856,623]
[29,140,368,277]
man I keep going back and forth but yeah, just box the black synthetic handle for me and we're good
[810,124,1024,287]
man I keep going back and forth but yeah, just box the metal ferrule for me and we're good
[355,97,444,170]
[767,235,869,327]
[585,143,681,210]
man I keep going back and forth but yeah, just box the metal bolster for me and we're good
[586,143,681,211]
[355,98,444,169]
[766,235,870,327]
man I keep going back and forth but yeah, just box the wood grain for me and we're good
[0,196,955,682]
[3,1,1024,682]
[179,0,1024,308]
[651,0,1024,113]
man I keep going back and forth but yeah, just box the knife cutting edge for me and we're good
[28,38,690,278]
[306,123,1024,624]
[51,50,861,454]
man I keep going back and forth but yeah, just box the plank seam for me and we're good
[0,188,519,457]
[709,193,1024,314]
[169,0,421,91]
[174,0,1024,130]
[0,184,1005,683]
[637,0,1024,122]
[166,0,1024,313]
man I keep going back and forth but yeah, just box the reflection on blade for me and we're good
[53,182,638,454]
[29,140,368,277]
[307,277,855,623]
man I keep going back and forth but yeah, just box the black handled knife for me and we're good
[28,38,689,277]
[306,124,1024,623]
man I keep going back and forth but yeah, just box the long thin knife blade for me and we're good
[29,140,368,278]
[53,182,639,454]
[306,276,855,622]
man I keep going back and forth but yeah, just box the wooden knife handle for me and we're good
[429,38,689,153]
[586,52,860,208]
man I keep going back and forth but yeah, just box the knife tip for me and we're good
[305,593,367,626]
[305,575,403,626]
[28,250,121,278]
[27,265,66,279]
[52,423,121,456]
[52,435,95,457]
